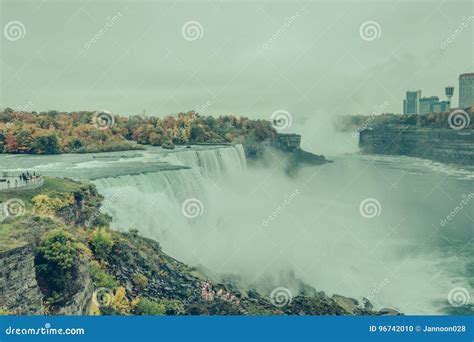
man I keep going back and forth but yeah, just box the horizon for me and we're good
[1,1,472,126]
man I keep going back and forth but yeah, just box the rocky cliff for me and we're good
[0,177,399,316]
[359,126,474,165]
[0,246,43,314]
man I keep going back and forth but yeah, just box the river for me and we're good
[0,145,472,315]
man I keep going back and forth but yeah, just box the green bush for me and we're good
[90,228,114,260]
[35,230,81,302]
[134,298,183,315]
[90,261,117,289]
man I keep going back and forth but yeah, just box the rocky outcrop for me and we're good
[54,258,93,315]
[359,126,474,165]
[0,246,43,314]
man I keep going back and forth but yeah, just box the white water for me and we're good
[1,144,471,314]
[91,145,472,315]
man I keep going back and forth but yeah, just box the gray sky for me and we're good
[1,0,473,127]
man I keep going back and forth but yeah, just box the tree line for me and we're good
[0,108,277,154]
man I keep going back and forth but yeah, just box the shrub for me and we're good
[32,193,74,216]
[134,298,183,315]
[35,230,82,302]
[132,274,148,290]
[89,228,114,260]
[89,260,117,289]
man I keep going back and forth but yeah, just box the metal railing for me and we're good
[0,175,44,192]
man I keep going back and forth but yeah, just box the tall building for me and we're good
[432,101,450,113]
[459,73,474,108]
[445,86,454,108]
[403,90,421,114]
[419,96,439,115]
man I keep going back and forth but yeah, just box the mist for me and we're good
[95,144,471,315]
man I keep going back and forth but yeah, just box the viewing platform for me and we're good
[0,173,44,192]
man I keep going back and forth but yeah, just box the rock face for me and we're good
[54,258,93,315]
[0,244,93,315]
[0,246,43,314]
[272,133,302,152]
[359,126,474,165]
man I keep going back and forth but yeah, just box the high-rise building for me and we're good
[445,86,454,108]
[459,73,474,108]
[403,90,421,114]
[432,101,450,113]
[419,96,439,115]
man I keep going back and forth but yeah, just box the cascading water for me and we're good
[93,144,247,257]
[32,142,467,316]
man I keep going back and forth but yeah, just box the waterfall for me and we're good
[93,144,247,259]
[164,144,247,178]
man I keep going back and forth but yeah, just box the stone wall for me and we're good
[0,245,43,314]
[359,127,474,165]
[272,133,301,152]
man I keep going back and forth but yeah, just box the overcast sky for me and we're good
[1,0,473,128]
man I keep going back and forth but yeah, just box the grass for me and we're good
[0,177,81,253]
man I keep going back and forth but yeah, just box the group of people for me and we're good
[0,171,42,190]
[201,281,240,305]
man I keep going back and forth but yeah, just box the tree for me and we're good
[32,134,61,154]
[35,230,82,302]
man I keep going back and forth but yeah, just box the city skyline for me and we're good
[1,0,472,131]
[403,72,473,115]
